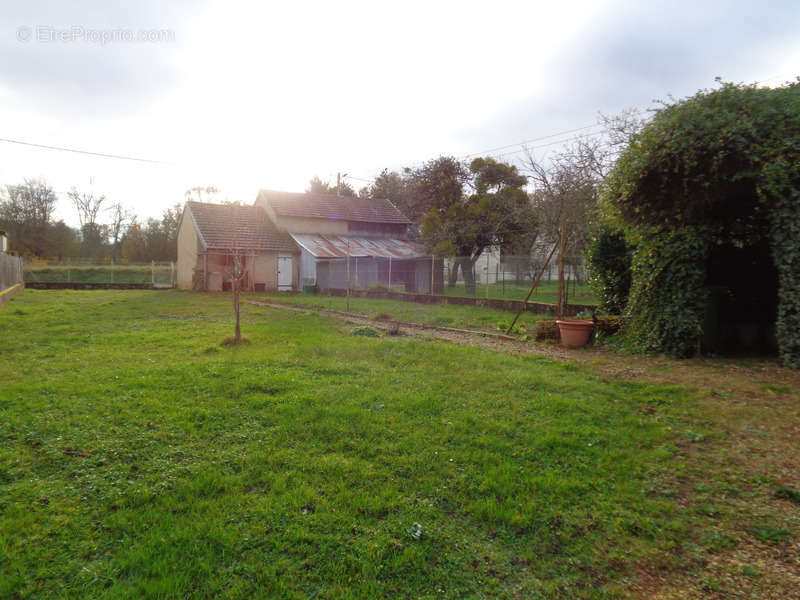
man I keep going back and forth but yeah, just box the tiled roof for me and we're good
[257,189,410,224]
[186,201,295,252]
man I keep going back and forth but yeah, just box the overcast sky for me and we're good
[1,0,798,226]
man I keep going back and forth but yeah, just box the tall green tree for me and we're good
[360,169,409,208]
[415,156,537,294]
[306,176,356,197]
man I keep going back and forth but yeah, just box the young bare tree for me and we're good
[521,109,647,284]
[224,252,248,344]
[221,205,249,345]
[523,141,600,284]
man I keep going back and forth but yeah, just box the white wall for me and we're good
[176,208,199,289]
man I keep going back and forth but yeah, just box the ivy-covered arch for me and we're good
[602,81,800,367]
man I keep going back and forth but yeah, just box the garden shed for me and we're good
[177,201,297,291]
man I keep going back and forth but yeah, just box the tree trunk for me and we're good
[461,256,477,295]
[233,280,241,343]
[448,261,459,287]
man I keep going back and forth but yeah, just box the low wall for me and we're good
[320,288,595,316]
[24,282,161,290]
[0,282,24,307]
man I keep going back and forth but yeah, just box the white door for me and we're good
[277,255,293,290]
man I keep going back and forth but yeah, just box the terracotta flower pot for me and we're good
[556,319,594,349]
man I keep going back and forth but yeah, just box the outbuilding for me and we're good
[177,201,297,291]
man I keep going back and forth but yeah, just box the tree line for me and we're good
[0,180,183,262]
[3,113,641,275]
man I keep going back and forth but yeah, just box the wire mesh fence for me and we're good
[23,259,176,287]
[324,253,595,304]
[441,254,594,305]
[325,252,596,305]
[0,252,23,292]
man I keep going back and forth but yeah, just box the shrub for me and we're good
[350,326,380,338]
[586,226,633,314]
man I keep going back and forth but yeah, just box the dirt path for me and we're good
[249,299,800,599]
[247,298,800,392]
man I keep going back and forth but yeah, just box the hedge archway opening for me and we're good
[703,223,778,356]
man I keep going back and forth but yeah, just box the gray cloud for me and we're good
[448,0,800,162]
[0,1,203,118]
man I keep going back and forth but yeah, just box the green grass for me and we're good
[24,266,172,284]
[0,290,712,598]
[441,280,598,305]
[254,291,548,333]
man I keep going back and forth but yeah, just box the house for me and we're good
[255,190,438,293]
[177,201,297,291]
[177,191,441,293]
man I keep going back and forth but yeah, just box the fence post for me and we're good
[151,261,155,287]
[431,255,435,294]
[388,256,392,291]
[67,258,70,283]
[110,257,114,284]
[485,252,490,300]
[171,261,175,287]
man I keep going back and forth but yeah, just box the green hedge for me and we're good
[586,226,633,314]
[602,81,800,367]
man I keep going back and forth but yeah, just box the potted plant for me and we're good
[556,310,595,349]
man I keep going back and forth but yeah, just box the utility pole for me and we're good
[337,172,348,196]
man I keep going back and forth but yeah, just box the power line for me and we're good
[461,122,606,159]
[486,130,607,160]
[0,136,172,165]
[354,129,610,186]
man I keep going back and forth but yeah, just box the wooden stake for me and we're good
[505,238,560,335]
[346,241,351,313]
[557,223,566,320]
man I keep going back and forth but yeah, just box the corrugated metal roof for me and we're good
[289,233,427,259]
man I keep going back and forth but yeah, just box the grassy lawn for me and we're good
[441,279,597,306]
[0,290,796,598]
[24,266,173,285]
[253,291,548,333]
